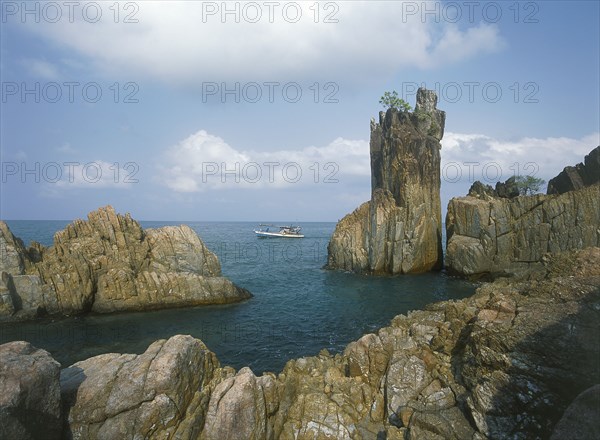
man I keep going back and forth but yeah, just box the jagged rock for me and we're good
[61,335,219,440]
[467,181,496,199]
[4,248,599,439]
[0,206,251,322]
[547,146,600,194]
[494,176,520,198]
[446,183,600,279]
[0,341,62,440]
[326,88,445,274]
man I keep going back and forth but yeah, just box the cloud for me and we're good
[159,130,370,192]
[19,2,505,85]
[441,131,600,187]
[56,142,77,154]
[20,58,60,80]
[161,128,600,197]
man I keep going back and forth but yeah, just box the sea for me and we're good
[0,220,476,375]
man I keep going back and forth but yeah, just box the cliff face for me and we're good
[446,147,600,279]
[3,247,598,440]
[326,88,445,274]
[0,206,251,322]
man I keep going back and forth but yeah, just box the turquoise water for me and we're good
[1,220,475,374]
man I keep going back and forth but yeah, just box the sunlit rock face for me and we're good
[0,205,251,322]
[326,88,445,275]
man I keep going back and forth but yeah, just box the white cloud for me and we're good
[19,2,505,85]
[20,58,60,80]
[441,131,600,187]
[159,130,370,192]
[161,128,600,197]
[56,142,77,154]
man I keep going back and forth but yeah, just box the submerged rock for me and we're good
[4,247,596,439]
[326,88,445,274]
[0,206,251,322]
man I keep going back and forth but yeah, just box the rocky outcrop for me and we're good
[0,342,62,440]
[468,177,521,200]
[0,206,251,322]
[326,88,445,274]
[61,335,221,439]
[547,145,600,194]
[4,248,597,439]
[446,183,600,278]
[446,147,600,279]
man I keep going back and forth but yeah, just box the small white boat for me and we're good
[254,224,304,238]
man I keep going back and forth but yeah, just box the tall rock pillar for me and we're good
[326,88,445,274]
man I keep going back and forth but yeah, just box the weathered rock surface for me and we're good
[61,335,221,440]
[0,341,62,440]
[326,88,445,274]
[468,176,521,200]
[547,145,600,194]
[0,206,251,322]
[447,184,600,279]
[446,148,600,279]
[3,247,595,439]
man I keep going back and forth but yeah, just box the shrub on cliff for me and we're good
[515,175,546,195]
[379,90,412,112]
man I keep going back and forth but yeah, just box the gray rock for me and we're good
[446,183,600,279]
[0,221,29,275]
[495,176,520,198]
[327,88,444,274]
[547,146,600,194]
[0,206,251,322]
[61,335,219,440]
[0,341,62,440]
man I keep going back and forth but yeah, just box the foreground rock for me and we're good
[0,206,251,322]
[446,147,600,279]
[61,335,221,439]
[0,342,62,440]
[4,247,597,439]
[326,88,445,274]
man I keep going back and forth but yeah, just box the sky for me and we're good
[0,0,598,222]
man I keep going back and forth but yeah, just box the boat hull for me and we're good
[254,231,304,238]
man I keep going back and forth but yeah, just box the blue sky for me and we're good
[1,1,598,221]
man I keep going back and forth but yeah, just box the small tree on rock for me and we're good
[379,91,412,112]
[514,175,545,195]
